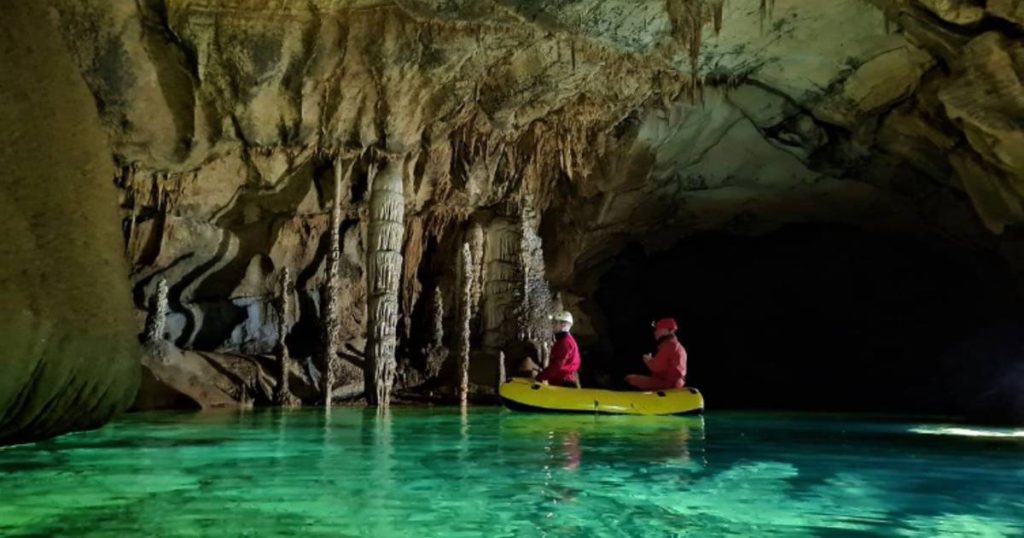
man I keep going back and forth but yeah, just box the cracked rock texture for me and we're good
[3,0,1024,427]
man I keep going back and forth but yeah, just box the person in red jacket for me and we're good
[625,318,687,390]
[535,311,582,387]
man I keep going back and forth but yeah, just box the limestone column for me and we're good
[365,161,405,407]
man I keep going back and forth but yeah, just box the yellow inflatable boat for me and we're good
[499,377,704,416]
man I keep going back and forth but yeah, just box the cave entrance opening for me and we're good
[584,223,1024,417]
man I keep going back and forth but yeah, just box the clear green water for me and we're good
[2,408,1023,537]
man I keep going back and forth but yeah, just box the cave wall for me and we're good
[0,2,139,445]
[7,0,1022,412]
[545,1,1024,292]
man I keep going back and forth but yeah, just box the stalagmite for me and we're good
[456,242,473,405]
[320,161,344,407]
[497,351,506,389]
[423,285,447,378]
[143,278,169,345]
[365,161,405,408]
[274,268,299,406]
[429,285,444,350]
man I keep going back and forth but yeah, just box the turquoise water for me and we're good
[1,408,1023,537]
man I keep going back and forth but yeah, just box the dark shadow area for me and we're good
[591,224,1024,420]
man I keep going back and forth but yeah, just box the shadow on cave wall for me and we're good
[184,158,322,349]
[146,155,369,354]
[588,224,1024,421]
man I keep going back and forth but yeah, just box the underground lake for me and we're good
[2,408,1023,536]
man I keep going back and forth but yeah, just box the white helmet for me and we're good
[550,311,574,325]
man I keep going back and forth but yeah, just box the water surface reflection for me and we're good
[0,408,1020,536]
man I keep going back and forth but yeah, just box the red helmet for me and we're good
[653,318,678,332]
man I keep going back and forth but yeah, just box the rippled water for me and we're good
[1,408,1022,536]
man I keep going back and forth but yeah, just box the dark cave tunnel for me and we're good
[584,223,1024,422]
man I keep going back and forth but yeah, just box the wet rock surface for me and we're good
[0,3,140,445]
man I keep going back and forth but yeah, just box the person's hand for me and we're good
[540,379,549,386]
[642,353,652,362]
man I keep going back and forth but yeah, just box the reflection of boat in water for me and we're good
[497,408,707,470]
[498,410,705,436]
[499,377,704,416]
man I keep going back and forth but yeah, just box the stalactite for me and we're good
[401,216,425,340]
[467,223,485,327]
[481,218,522,353]
[274,267,299,407]
[518,202,552,344]
[511,197,554,372]
[687,11,703,76]
[666,0,727,82]
[365,160,405,408]
[455,242,474,405]
[320,160,344,407]
[143,278,168,345]
[759,0,775,31]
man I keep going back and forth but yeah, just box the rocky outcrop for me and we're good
[132,343,318,411]
[940,32,1024,233]
[0,3,139,445]
[3,0,1023,420]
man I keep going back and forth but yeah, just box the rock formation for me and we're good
[320,160,345,406]
[273,267,300,406]
[366,160,405,407]
[0,2,139,445]
[143,278,170,345]
[456,242,474,405]
[3,0,1024,428]
[421,285,448,379]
